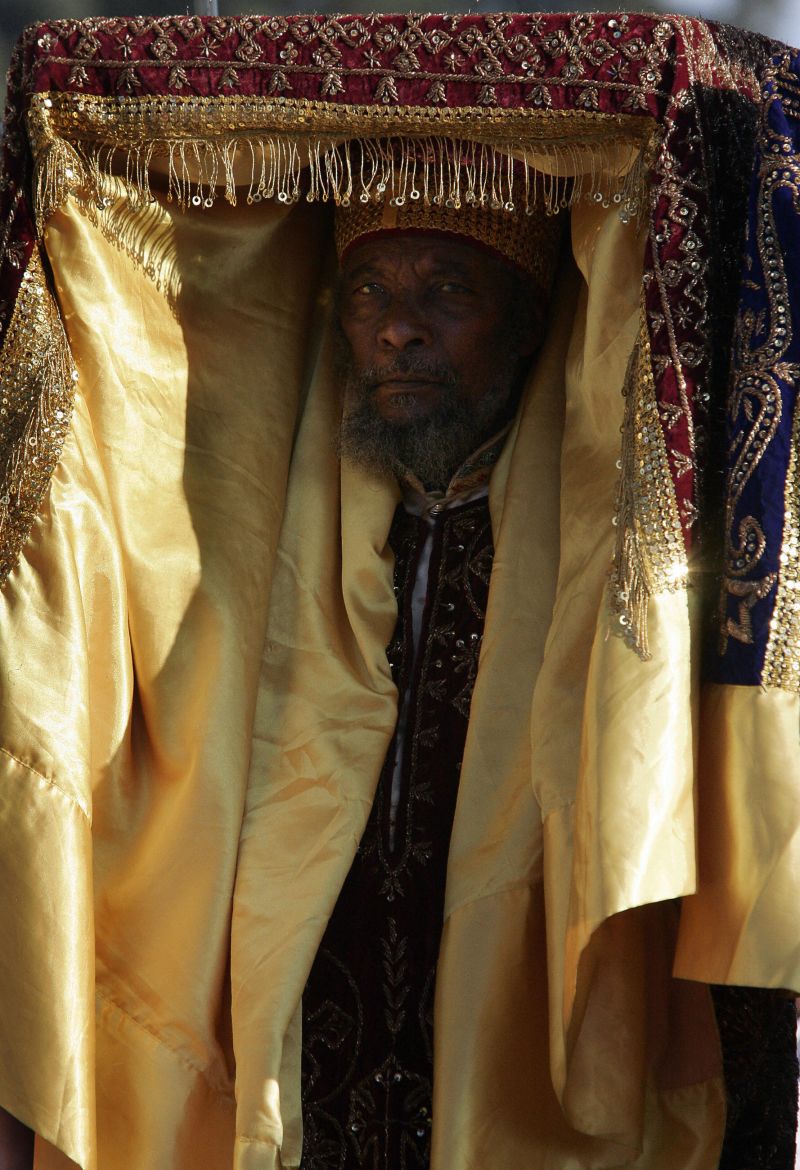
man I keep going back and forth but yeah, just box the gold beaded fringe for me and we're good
[33,132,650,230]
[27,93,655,232]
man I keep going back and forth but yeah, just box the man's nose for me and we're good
[377,297,432,350]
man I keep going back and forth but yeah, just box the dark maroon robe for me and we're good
[301,496,492,1170]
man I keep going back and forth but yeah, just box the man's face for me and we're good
[336,234,540,484]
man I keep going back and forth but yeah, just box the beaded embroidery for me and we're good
[0,250,76,587]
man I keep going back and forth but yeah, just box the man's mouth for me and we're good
[370,376,447,420]
[380,377,437,386]
[373,375,444,392]
[375,378,444,397]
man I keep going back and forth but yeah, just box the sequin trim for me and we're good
[610,311,687,658]
[0,250,76,586]
[762,394,800,690]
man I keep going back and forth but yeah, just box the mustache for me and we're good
[349,354,458,392]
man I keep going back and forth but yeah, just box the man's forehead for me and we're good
[341,232,506,278]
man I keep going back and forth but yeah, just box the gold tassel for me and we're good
[75,174,183,313]
[33,137,86,231]
[609,334,650,657]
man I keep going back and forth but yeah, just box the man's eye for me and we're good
[352,281,384,296]
[434,281,472,295]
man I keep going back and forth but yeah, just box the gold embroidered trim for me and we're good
[762,395,800,690]
[676,16,763,95]
[0,250,77,587]
[26,92,658,228]
[609,310,688,659]
[27,12,677,100]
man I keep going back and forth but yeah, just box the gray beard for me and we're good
[338,352,520,487]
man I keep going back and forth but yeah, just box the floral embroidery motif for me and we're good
[716,52,800,686]
[21,13,675,106]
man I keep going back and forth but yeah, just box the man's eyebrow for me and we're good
[426,257,474,276]
[341,255,481,282]
[342,259,387,282]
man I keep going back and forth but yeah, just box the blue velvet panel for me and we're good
[711,50,800,686]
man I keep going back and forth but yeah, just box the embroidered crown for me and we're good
[335,188,563,300]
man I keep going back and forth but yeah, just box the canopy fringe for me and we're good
[33,133,649,231]
[35,137,85,228]
[85,180,184,314]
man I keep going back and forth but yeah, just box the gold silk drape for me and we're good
[4,169,718,1170]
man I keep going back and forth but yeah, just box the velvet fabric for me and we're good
[301,497,493,1169]
[711,48,800,685]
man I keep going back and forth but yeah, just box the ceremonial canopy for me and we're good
[0,13,798,1170]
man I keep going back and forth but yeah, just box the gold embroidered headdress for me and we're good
[335,191,563,301]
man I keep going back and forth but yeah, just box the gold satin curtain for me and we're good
[0,126,798,1170]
